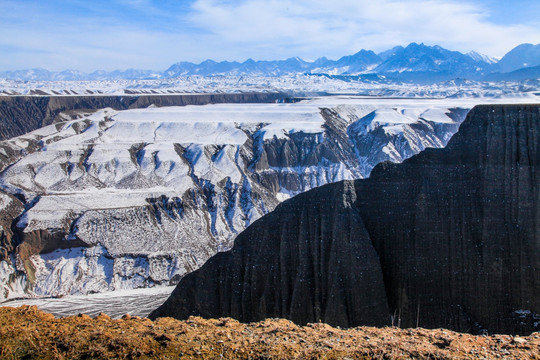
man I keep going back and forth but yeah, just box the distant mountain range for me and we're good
[2,43,539,83]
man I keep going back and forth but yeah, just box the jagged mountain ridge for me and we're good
[0,97,469,300]
[151,104,540,336]
[372,43,490,77]
[3,43,540,82]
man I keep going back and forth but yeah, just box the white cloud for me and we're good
[188,0,540,59]
[0,0,538,71]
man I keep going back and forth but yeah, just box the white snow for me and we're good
[2,74,538,99]
[0,93,538,303]
[0,285,175,318]
[112,103,325,142]
[0,193,13,212]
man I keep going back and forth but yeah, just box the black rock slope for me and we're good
[152,181,390,327]
[355,104,540,334]
[151,104,540,335]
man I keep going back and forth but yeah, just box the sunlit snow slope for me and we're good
[0,96,536,300]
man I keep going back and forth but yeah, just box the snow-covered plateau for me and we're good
[0,94,539,305]
[1,74,539,98]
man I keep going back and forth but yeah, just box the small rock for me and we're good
[77,313,92,321]
[95,313,112,321]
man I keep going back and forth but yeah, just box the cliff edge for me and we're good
[152,104,540,335]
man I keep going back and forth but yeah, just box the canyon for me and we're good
[152,104,540,335]
[0,95,478,300]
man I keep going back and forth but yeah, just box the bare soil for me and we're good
[0,305,538,359]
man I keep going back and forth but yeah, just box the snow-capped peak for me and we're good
[465,51,498,64]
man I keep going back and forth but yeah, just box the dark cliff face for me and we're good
[0,93,288,140]
[151,181,389,327]
[151,104,540,335]
[355,105,540,335]
[0,191,24,261]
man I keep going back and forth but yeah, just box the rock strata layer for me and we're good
[0,93,288,140]
[151,104,540,335]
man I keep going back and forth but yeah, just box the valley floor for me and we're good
[0,306,538,359]
[0,286,174,318]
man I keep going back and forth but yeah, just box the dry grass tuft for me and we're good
[0,305,539,359]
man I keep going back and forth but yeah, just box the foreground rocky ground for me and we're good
[0,306,538,359]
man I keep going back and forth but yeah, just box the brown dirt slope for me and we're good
[0,306,538,359]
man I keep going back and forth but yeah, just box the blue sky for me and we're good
[1,0,539,71]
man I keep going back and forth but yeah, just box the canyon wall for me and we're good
[152,104,540,335]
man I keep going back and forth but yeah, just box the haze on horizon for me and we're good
[1,0,539,72]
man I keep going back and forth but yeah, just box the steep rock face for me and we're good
[0,191,24,261]
[150,181,389,327]
[356,104,540,334]
[152,104,540,335]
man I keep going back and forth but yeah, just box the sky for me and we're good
[0,0,539,72]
